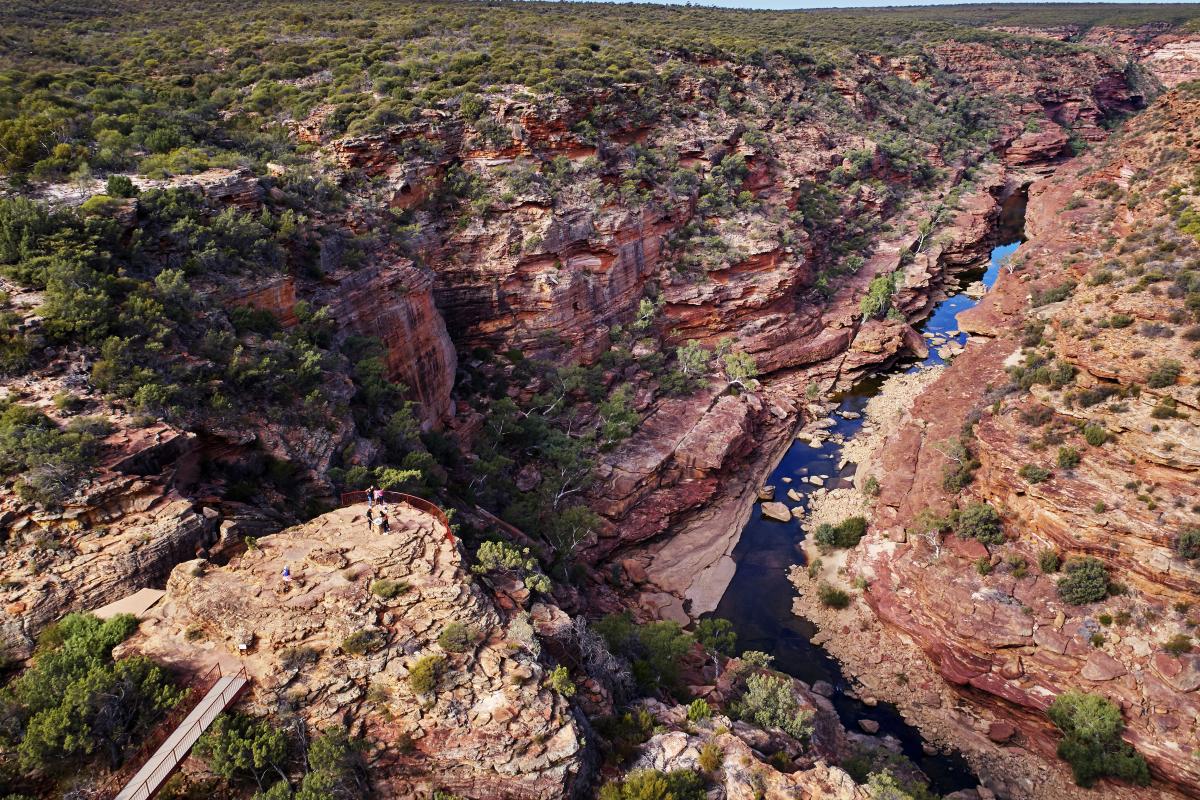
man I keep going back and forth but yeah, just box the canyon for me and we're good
[3,4,1200,799]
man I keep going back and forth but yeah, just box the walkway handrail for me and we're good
[115,664,250,800]
[98,662,224,796]
[340,490,456,544]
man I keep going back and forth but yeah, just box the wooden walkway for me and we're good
[114,667,248,800]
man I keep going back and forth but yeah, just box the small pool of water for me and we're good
[711,238,1021,793]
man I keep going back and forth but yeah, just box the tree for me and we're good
[715,339,758,390]
[736,673,813,741]
[194,712,289,791]
[1048,691,1149,788]
[599,386,639,447]
[0,613,182,772]
[694,617,737,656]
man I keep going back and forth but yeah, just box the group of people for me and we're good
[365,486,392,534]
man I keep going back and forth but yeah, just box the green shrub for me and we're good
[956,502,1003,544]
[0,402,100,506]
[687,698,712,722]
[1083,423,1108,446]
[1047,691,1149,788]
[860,271,898,319]
[976,556,993,576]
[408,654,446,695]
[1057,446,1081,469]
[342,629,384,655]
[549,664,576,697]
[813,516,867,549]
[1038,548,1061,574]
[598,769,706,800]
[1163,634,1193,656]
[194,711,288,789]
[736,673,813,740]
[595,613,693,693]
[594,708,655,765]
[1151,397,1182,419]
[0,613,183,772]
[370,578,411,599]
[1031,282,1076,307]
[105,175,139,198]
[697,741,723,773]
[437,622,478,653]
[1146,359,1182,388]
[1019,464,1051,484]
[1057,557,1110,605]
[817,582,850,609]
[1177,528,1200,561]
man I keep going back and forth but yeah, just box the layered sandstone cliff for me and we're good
[830,86,1200,798]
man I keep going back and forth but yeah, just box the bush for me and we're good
[697,741,723,773]
[595,613,693,693]
[1057,446,1081,469]
[1083,423,1108,446]
[549,664,576,697]
[1151,397,1182,419]
[1057,557,1110,605]
[813,516,867,549]
[194,712,288,789]
[686,698,712,722]
[408,654,446,695]
[1019,464,1051,484]
[598,769,706,800]
[341,629,384,655]
[0,402,100,506]
[956,502,1003,544]
[736,673,813,740]
[1038,548,1061,574]
[817,582,850,609]
[370,578,411,599]
[1047,691,1149,788]
[1146,359,1183,388]
[105,175,139,198]
[437,622,478,653]
[594,708,656,765]
[1031,282,1076,307]
[1177,528,1200,561]
[1163,634,1193,656]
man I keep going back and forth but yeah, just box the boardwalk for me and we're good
[114,669,248,800]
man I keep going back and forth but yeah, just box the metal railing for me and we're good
[340,490,456,544]
[98,661,221,796]
[114,664,250,800]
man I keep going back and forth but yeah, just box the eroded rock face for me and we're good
[852,87,1200,797]
[317,255,458,427]
[121,505,584,799]
[0,420,211,659]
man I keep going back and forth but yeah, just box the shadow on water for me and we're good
[712,236,1023,795]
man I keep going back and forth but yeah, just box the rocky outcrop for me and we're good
[121,505,584,799]
[0,420,212,659]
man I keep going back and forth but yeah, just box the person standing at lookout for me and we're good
[380,512,391,535]
[367,485,377,508]
[366,507,375,531]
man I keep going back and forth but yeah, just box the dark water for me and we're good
[711,240,1021,794]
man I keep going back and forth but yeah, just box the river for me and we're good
[711,238,1022,794]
